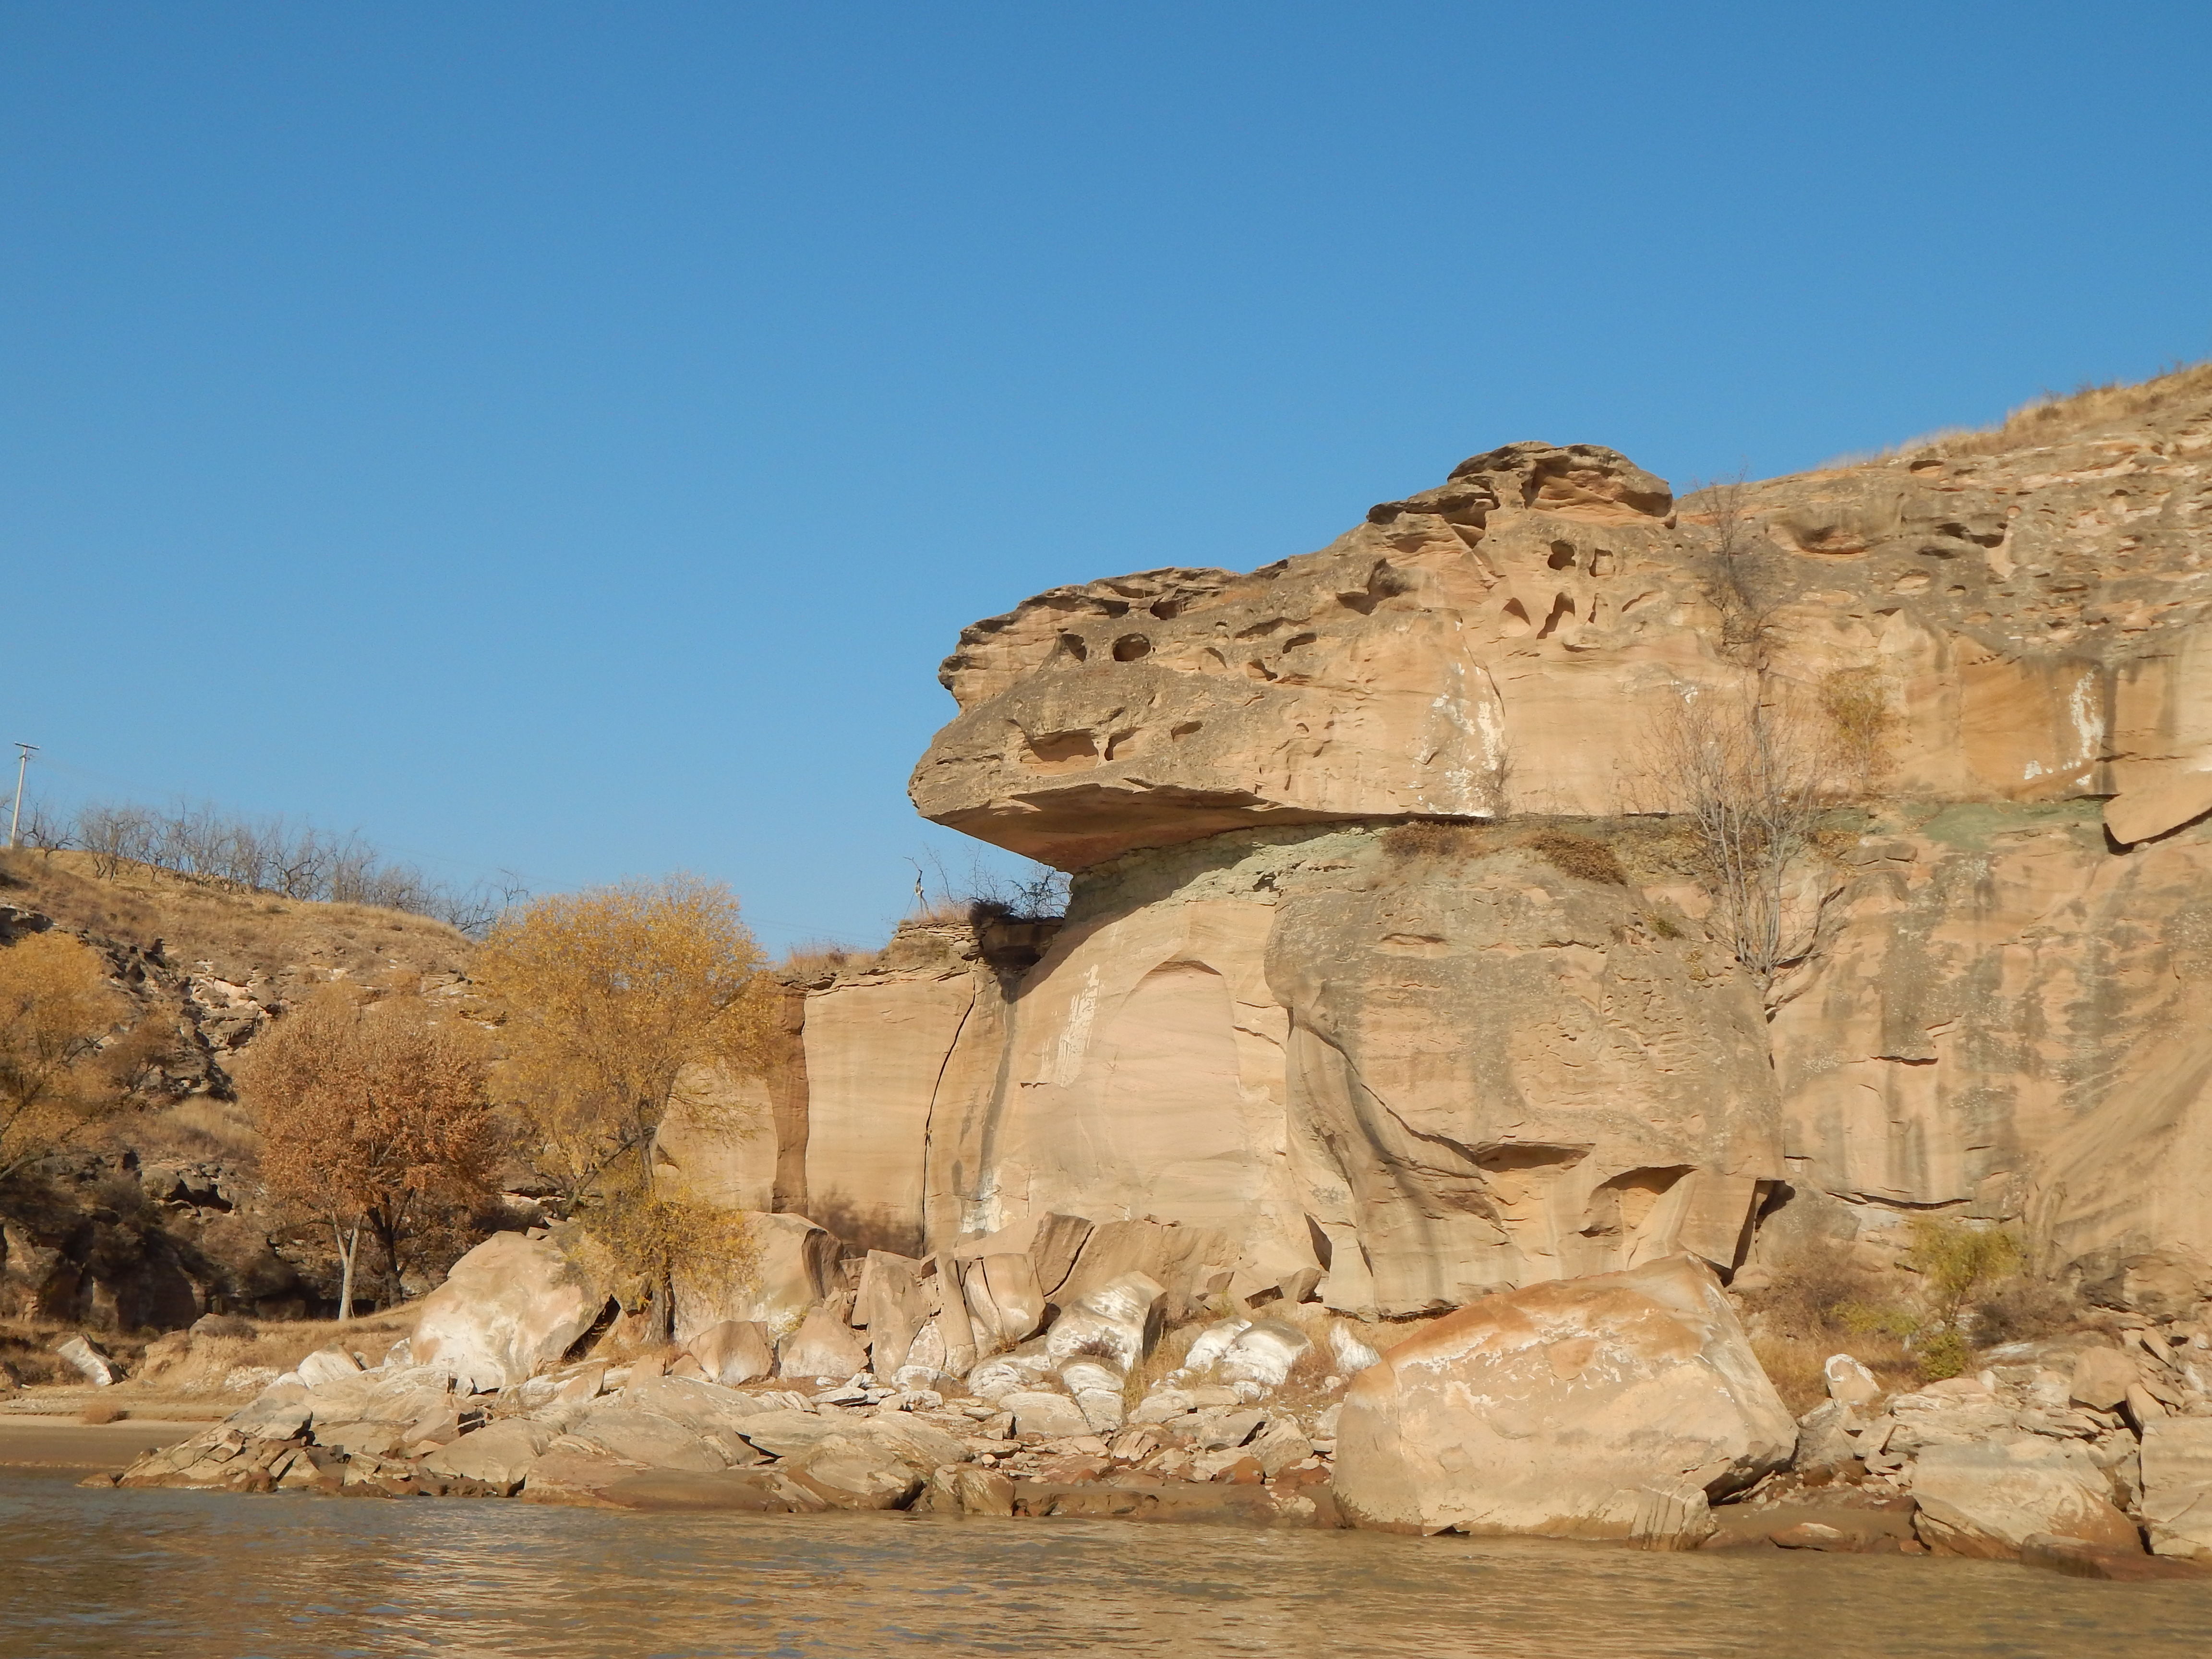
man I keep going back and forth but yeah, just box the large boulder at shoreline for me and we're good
[420,1419,553,1491]
[411,1232,609,1392]
[1910,1439,2141,1560]
[783,1435,927,1510]
[569,1404,732,1473]
[1332,1256,1791,1544]
[2141,1417,2212,1561]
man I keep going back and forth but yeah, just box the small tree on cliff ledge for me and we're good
[473,876,772,1334]
[248,992,501,1315]
[1655,686,1829,1002]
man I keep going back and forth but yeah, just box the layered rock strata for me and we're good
[701,370,2212,1316]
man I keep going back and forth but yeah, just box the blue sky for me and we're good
[5,2,2208,951]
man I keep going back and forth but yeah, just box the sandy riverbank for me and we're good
[0,1418,210,1471]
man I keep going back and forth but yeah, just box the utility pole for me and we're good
[7,743,34,849]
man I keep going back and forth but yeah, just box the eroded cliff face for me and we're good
[736,828,1782,1317]
[753,369,2212,1310]
[911,378,2212,865]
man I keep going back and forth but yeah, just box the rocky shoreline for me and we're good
[74,1235,2212,1585]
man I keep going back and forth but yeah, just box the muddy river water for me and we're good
[5,1469,2210,1659]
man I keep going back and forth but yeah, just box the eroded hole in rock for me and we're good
[1104,727,1144,760]
[1588,548,1614,576]
[1548,540,1577,570]
[1536,593,1576,638]
[1285,632,1318,651]
[1792,524,1869,556]
[1022,729,1100,770]
[1477,1143,1590,1179]
[1150,598,1181,619]
[1057,631,1088,662]
[1501,598,1533,636]
[1112,634,1152,662]
[1337,561,1411,616]
[1168,721,1202,740]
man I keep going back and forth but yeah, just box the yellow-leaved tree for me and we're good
[472,876,771,1335]
[0,932,142,1182]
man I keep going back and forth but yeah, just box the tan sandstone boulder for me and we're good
[411,1232,609,1393]
[1333,1256,1791,1544]
[2068,1347,2140,1411]
[779,1302,867,1382]
[1910,1440,2141,1559]
[853,1251,929,1376]
[961,1253,1046,1347]
[420,1419,553,1491]
[2140,1418,2212,1561]
[684,1320,776,1385]
[672,1212,841,1343]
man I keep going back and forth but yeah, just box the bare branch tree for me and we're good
[49,797,521,936]
[1654,685,1830,1001]
[918,848,1070,924]
[1684,473,1778,664]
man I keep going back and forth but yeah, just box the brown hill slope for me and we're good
[0,849,481,1345]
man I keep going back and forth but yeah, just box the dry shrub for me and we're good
[1739,1231,1919,1410]
[1817,667,1895,794]
[1124,1319,1206,1408]
[779,940,881,981]
[0,849,472,992]
[1972,1276,2080,1348]
[1381,819,1490,861]
[1522,829,1628,886]
[0,1324,74,1387]
[1676,474,1775,661]
[1749,1335,1830,1413]
[1750,1230,1878,1338]
[1822,361,2212,469]
[590,1190,761,1337]
[80,1400,125,1424]
[1907,1218,2023,1329]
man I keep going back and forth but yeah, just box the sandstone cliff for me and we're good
[728,366,2212,1319]
[911,366,2212,859]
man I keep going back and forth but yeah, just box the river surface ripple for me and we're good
[6,1470,2210,1659]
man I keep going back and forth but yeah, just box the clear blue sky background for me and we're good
[5,2,2208,951]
